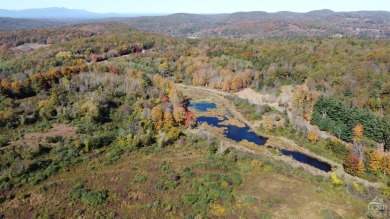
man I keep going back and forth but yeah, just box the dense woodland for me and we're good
[0,18,389,217]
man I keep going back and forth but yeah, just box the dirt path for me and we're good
[180,84,382,188]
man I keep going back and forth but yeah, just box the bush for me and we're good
[0,136,9,147]
[182,194,198,205]
[81,189,108,206]
[329,173,343,187]
[45,136,63,143]
[324,139,348,160]
[85,133,116,150]
[69,182,108,206]
[134,174,147,183]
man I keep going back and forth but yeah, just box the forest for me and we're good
[0,17,389,218]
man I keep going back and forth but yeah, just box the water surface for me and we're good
[189,102,217,112]
[196,116,267,146]
[280,149,332,172]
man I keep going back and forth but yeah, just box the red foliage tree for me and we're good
[344,152,365,177]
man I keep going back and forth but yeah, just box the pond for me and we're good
[280,149,332,172]
[188,102,217,112]
[196,116,267,146]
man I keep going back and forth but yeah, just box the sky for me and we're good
[1,0,389,14]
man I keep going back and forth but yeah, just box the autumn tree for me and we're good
[80,101,100,123]
[344,152,365,177]
[163,111,174,129]
[353,124,364,142]
[221,80,231,92]
[151,105,164,130]
[10,81,22,95]
[308,129,318,143]
[262,114,274,132]
[383,155,390,176]
[158,62,170,76]
[169,86,184,106]
[369,150,383,173]
[230,76,243,91]
[173,106,186,124]
[38,91,58,120]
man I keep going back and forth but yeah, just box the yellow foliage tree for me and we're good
[10,81,22,94]
[151,106,164,131]
[262,114,274,132]
[38,92,58,119]
[383,155,390,176]
[163,111,174,129]
[80,101,100,123]
[173,106,186,124]
[369,150,383,172]
[308,129,318,143]
[230,76,243,91]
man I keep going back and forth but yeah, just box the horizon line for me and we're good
[1,7,389,15]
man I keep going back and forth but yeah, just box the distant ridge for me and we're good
[0,7,165,19]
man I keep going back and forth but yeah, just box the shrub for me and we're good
[69,182,108,206]
[382,187,390,197]
[324,139,348,160]
[329,173,343,187]
[45,136,63,143]
[0,136,9,147]
[251,160,263,171]
[81,189,108,206]
[182,194,198,205]
[209,203,227,217]
[134,174,147,183]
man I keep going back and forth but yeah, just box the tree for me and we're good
[38,92,58,120]
[262,114,274,132]
[10,81,22,95]
[173,106,186,124]
[344,152,365,177]
[163,111,174,129]
[80,101,100,123]
[230,76,243,91]
[151,106,164,131]
[369,150,383,172]
[383,155,390,176]
[353,124,364,143]
[169,86,184,106]
[308,129,318,143]
[158,62,170,76]
[221,80,231,92]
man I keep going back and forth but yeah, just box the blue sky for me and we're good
[1,0,389,13]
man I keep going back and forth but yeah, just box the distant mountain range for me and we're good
[119,9,390,39]
[1,8,390,39]
[0,7,165,19]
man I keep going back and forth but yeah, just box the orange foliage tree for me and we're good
[353,124,364,142]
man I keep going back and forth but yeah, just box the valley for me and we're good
[0,6,389,218]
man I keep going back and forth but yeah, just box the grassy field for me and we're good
[0,87,372,219]
[0,133,367,218]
